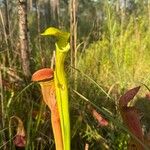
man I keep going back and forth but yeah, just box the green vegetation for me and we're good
[1,0,150,149]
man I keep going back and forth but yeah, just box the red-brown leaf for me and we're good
[119,86,141,108]
[120,106,144,149]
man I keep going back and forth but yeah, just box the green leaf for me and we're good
[55,42,70,52]
[41,26,71,150]
[41,27,70,42]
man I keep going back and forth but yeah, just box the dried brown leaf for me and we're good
[10,116,26,147]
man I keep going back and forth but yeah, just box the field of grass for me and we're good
[1,0,150,149]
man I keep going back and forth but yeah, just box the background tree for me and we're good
[69,0,78,87]
[50,0,60,26]
[18,0,31,78]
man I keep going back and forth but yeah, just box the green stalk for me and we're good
[54,43,70,150]
[41,27,70,150]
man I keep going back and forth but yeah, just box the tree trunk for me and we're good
[3,0,12,66]
[28,0,32,10]
[70,0,77,69]
[69,0,78,89]
[18,0,31,78]
[35,0,45,67]
[50,0,60,26]
[3,0,10,44]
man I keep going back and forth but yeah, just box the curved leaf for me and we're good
[119,86,141,107]
[41,27,70,45]
[121,106,144,149]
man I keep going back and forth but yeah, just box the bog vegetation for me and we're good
[0,0,150,149]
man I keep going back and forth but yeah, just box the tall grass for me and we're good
[75,1,150,149]
[78,2,150,91]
